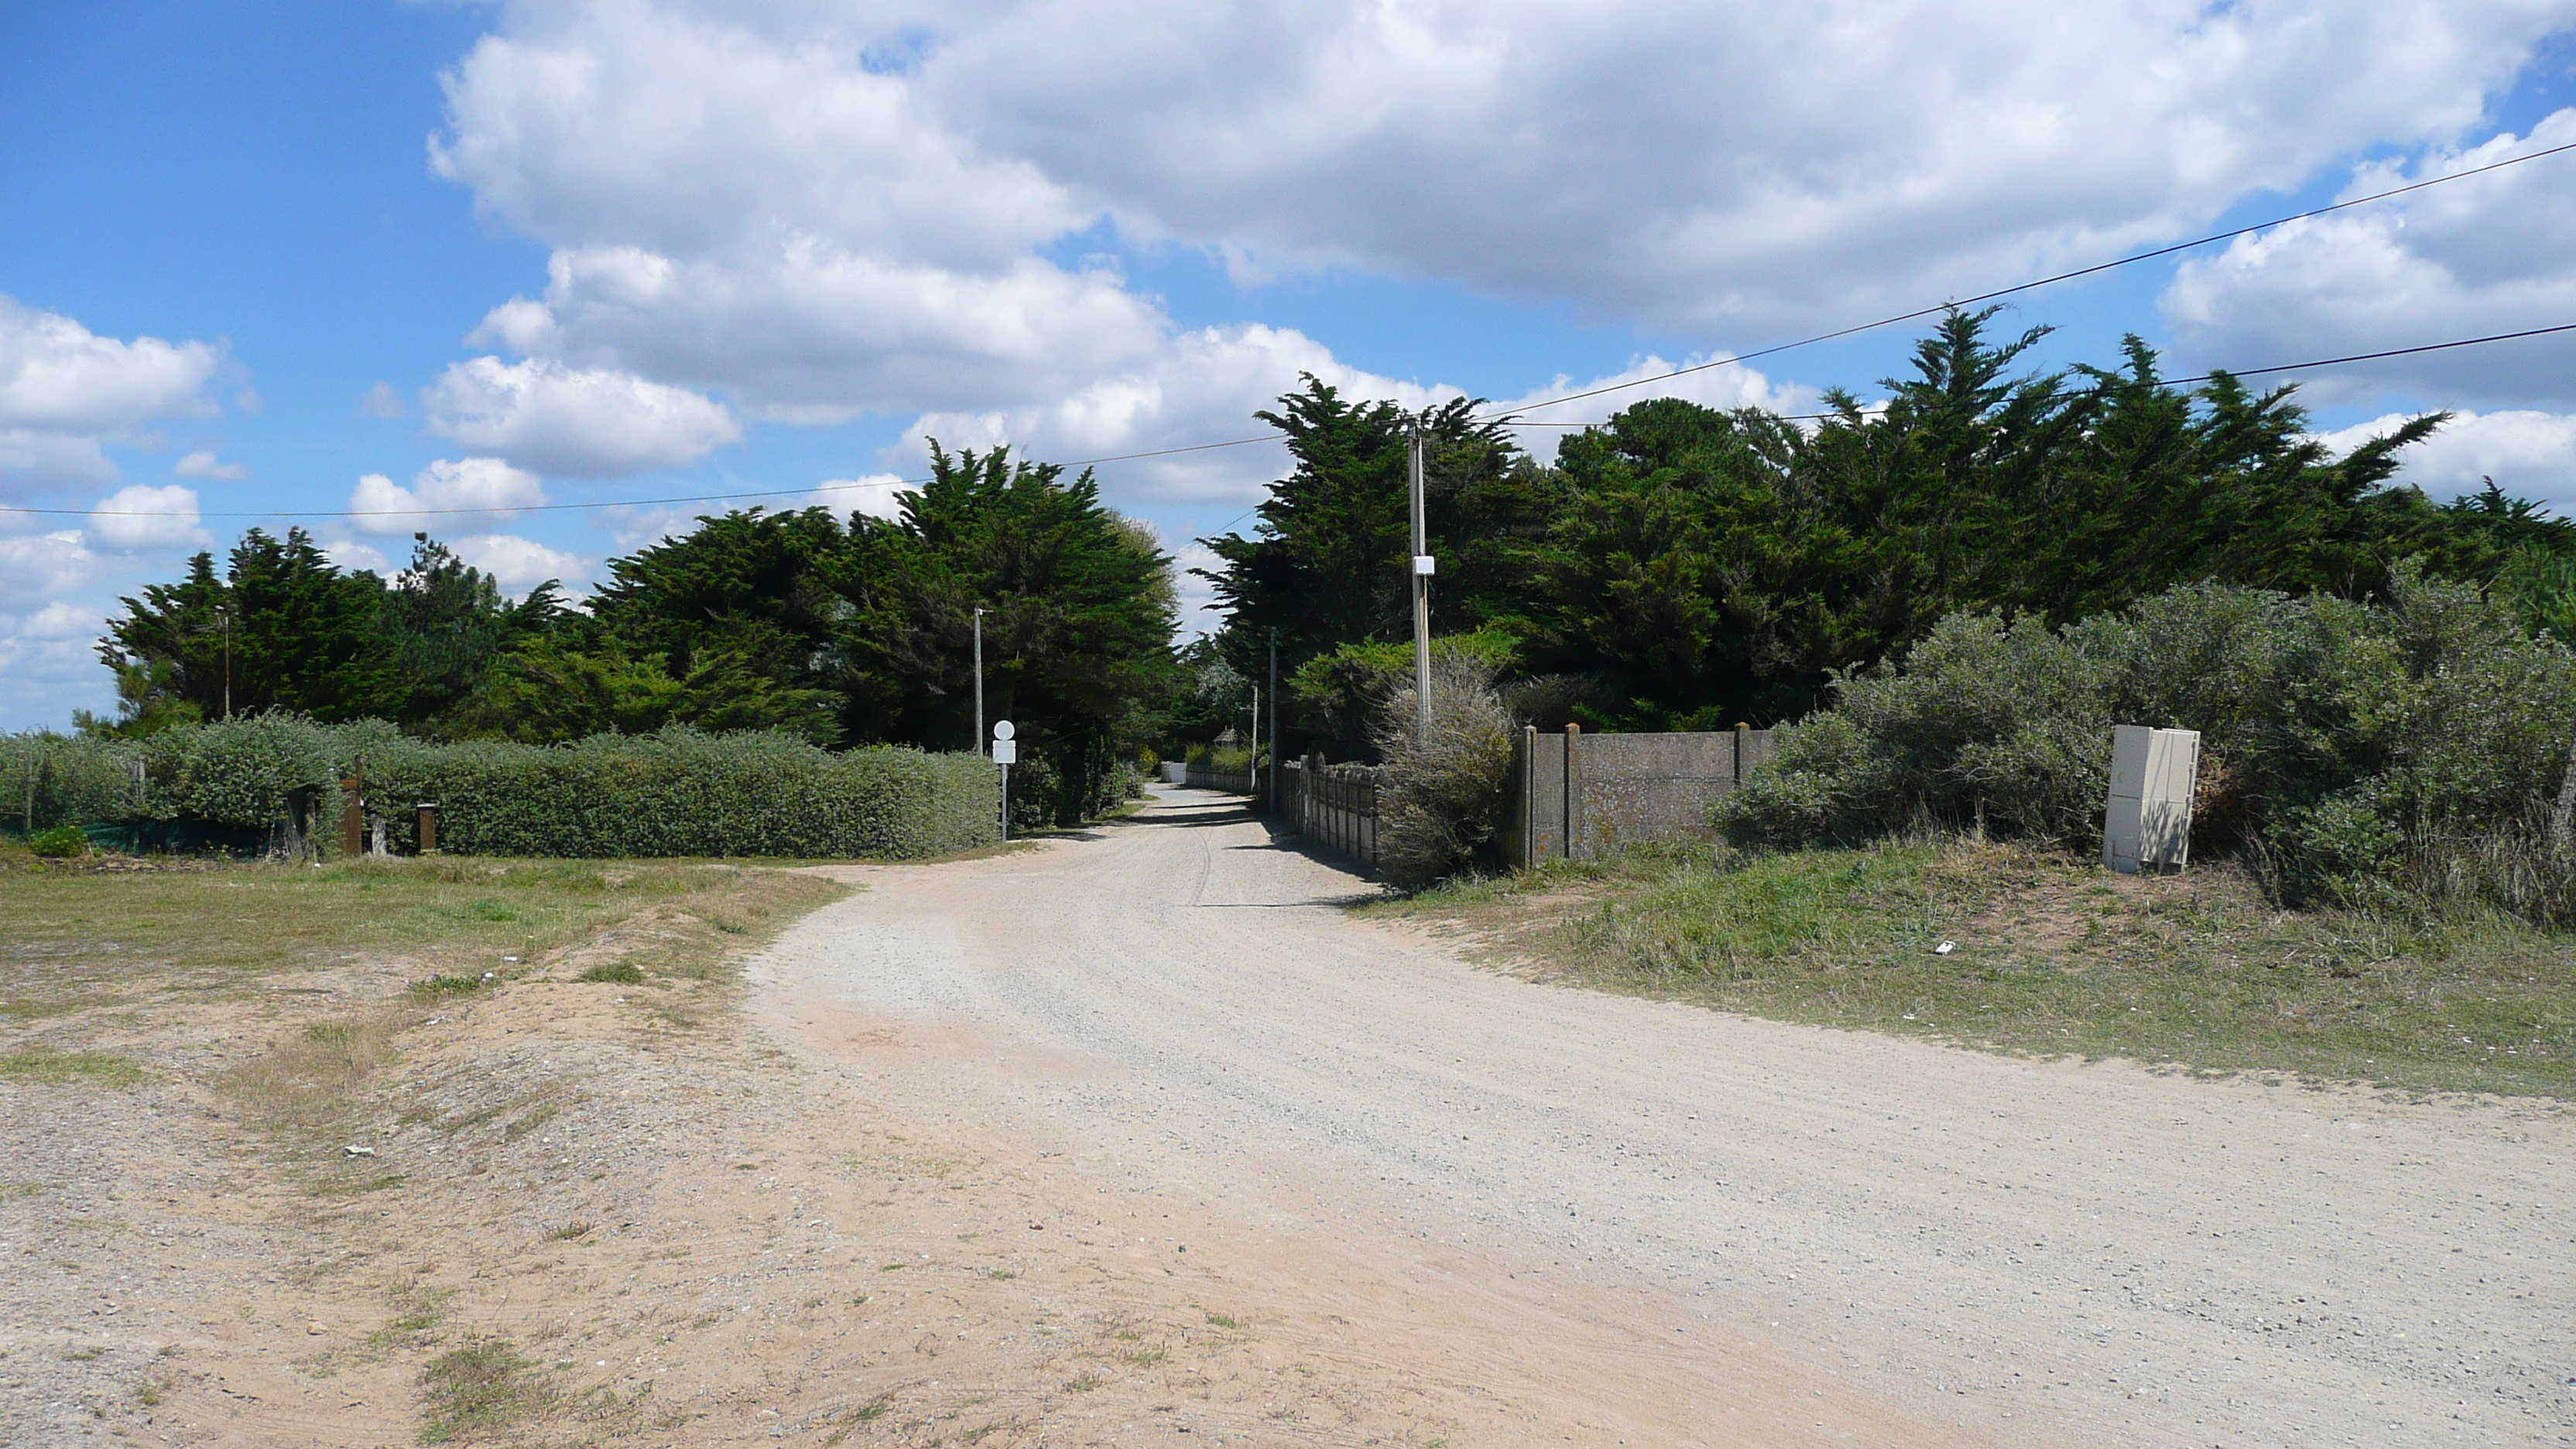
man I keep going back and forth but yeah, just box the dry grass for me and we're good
[417,1338,554,1444]
[1377,836,2576,1099]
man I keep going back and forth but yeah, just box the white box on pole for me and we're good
[991,738,1016,766]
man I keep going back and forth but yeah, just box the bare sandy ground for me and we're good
[7,788,2569,1447]
[756,787,2576,1448]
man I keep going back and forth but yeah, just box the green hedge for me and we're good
[0,732,147,834]
[365,728,996,858]
[13,716,997,859]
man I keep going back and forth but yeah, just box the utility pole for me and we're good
[972,606,986,756]
[1267,627,1279,810]
[1249,683,1259,798]
[1408,419,1433,737]
[215,603,233,721]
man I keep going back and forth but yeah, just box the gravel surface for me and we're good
[765,787,2576,1448]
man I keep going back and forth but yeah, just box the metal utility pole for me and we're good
[1408,419,1433,737]
[972,606,986,756]
[1267,628,1279,810]
[1249,683,1259,797]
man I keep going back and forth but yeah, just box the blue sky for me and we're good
[6,0,2576,730]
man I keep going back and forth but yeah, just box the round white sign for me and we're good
[992,719,1015,741]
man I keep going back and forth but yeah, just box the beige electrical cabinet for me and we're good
[2105,724,2199,873]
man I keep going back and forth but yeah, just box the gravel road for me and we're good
[766,787,2576,1447]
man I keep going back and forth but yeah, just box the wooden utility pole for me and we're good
[1408,420,1433,737]
[972,606,986,756]
[1268,628,1279,810]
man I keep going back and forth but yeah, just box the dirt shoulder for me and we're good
[5,848,1973,1449]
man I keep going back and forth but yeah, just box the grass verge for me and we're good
[1373,836,2576,1099]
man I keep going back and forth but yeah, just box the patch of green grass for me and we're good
[417,1337,553,1444]
[1063,1373,1101,1393]
[987,1267,1016,1279]
[549,1221,593,1241]
[576,961,646,984]
[0,1181,49,1199]
[63,1345,105,1362]
[411,975,493,999]
[1204,1312,1238,1330]
[0,1050,145,1087]
[1382,836,2576,1098]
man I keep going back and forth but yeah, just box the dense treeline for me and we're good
[79,310,2576,824]
[91,447,1178,827]
[1200,310,2574,753]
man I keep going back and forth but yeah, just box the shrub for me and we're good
[140,713,341,829]
[28,824,90,858]
[1002,748,1058,834]
[3,718,998,860]
[0,732,144,832]
[1369,654,1518,890]
[1718,573,2576,920]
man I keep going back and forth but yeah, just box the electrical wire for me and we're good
[1482,138,2576,420]
[1488,321,2576,428]
[11,142,2571,527]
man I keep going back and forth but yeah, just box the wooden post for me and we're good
[417,803,439,855]
[337,777,365,858]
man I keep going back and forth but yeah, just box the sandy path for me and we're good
[758,787,2576,1448]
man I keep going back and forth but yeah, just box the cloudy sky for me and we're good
[6,0,2576,730]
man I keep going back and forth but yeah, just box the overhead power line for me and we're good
[1485,138,2576,420]
[1492,320,2576,427]
[10,141,2571,529]
[16,321,2571,523]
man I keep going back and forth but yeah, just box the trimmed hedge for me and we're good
[363,728,996,858]
[14,717,997,859]
[0,732,146,834]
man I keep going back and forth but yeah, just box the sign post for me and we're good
[991,720,1016,840]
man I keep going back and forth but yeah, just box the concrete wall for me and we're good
[1509,725,1774,868]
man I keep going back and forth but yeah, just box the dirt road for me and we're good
[762,787,2576,1448]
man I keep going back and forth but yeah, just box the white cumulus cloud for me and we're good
[423,355,741,476]
[450,533,588,596]
[358,382,407,419]
[2163,110,2576,408]
[350,457,548,536]
[173,449,247,481]
[0,531,104,610]
[0,295,226,494]
[2316,408,2576,515]
[420,0,2576,536]
[807,473,913,524]
[21,600,101,642]
[86,484,205,551]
